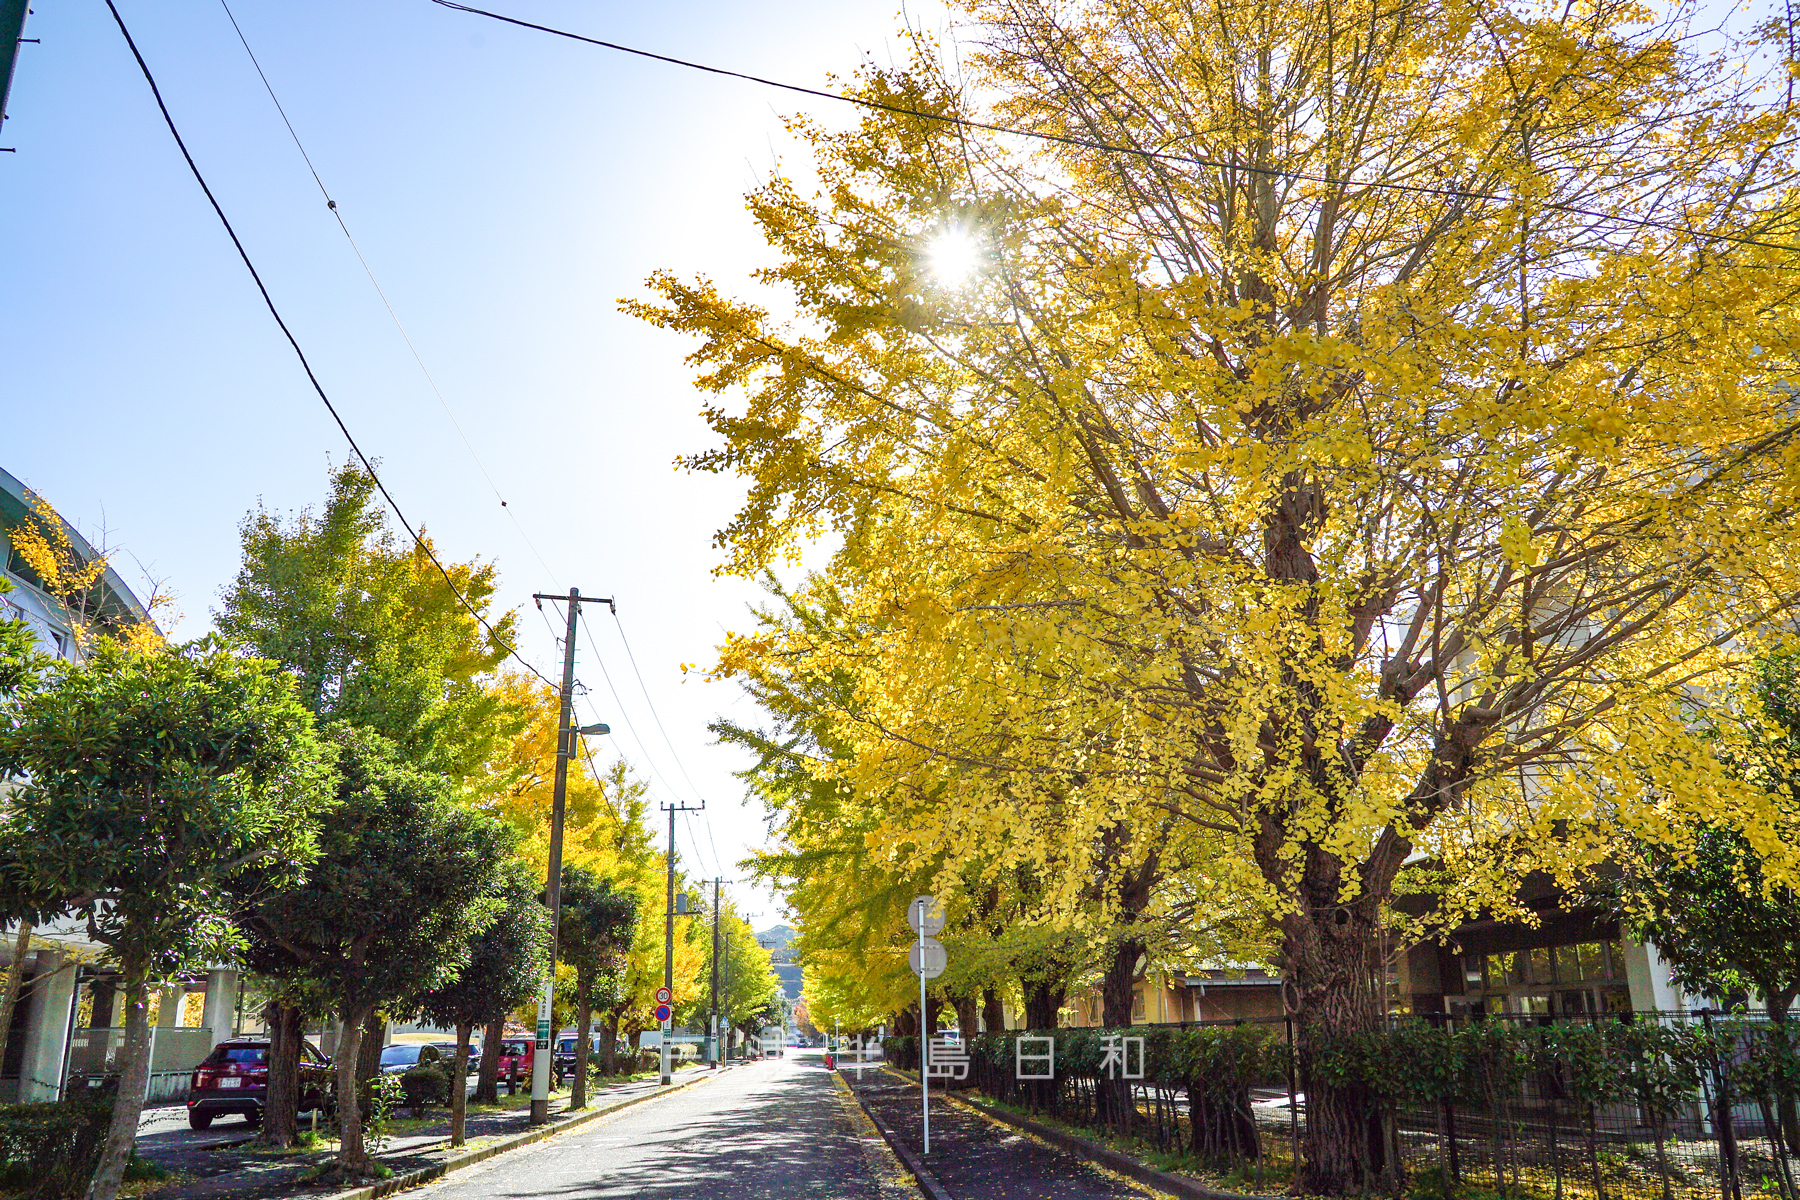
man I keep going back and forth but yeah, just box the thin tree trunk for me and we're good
[85,966,151,1200]
[476,1016,503,1104]
[600,1012,619,1076]
[451,1023,472,1147]
[0,923,34,1074]
[263,1001,302,1149]
[334,1004,373,1174]
[572,972,592,1109]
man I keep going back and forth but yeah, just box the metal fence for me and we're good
[884,1011,1800,1200]
[64,1025,214,1103]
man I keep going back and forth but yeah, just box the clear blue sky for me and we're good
[1,0,945,921]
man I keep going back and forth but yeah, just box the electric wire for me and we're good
[432,0,1800,255]
[577,621,688,810]
[225,2,728,810]
[680,808,712,883]
[611,610,710,806]
[218,0,563,588]
[102,0,559,691]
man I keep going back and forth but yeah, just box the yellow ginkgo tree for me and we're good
[636,0,1800,1188]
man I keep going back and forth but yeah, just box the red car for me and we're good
[186,1038,333,1130]
[491,1037,534,1083]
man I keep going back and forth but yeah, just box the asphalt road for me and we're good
[411,1051,904,1200]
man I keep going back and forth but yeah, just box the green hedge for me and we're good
[879,1016,1800,1168]
[400,1063,450,1115]
[0,1098,112,1200]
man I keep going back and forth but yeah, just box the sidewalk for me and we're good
[134,1066,720,1200]
[844,1069,1153,1199]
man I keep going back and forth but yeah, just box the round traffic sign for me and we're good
[907,895,945,936]
[908,936,947,980]
[654,986,673,1005]
[654,1003,673,1023]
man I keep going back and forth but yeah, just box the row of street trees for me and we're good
[640,0,1800,1190]
[0,466,780,1200]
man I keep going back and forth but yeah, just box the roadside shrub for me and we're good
[0,1097,113,1200]
[400,1063,449,1117]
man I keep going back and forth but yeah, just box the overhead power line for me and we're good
[577,621,688,808]
[432,0,1799,255]
[101,0,555,690]
[218,0,563,588]
[611,611,710,807]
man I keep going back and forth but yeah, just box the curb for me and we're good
[323,1065,732,1200]
[837,1070,954,1200]
[941,1091,1275,1200]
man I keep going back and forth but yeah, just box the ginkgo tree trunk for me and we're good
[635,0,1800,1190]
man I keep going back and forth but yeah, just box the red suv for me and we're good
[186,1038,333,1130]
[491,1038,533,1085]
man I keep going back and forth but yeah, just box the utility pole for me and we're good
[527,588,612,1126]
[660,799,704,1085]
[702,877,730,1065]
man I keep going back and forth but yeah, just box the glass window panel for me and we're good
[1578,943,1606,981]
[1606,941,1627,980]
[1484,994,1508,1015]
[1485,954,1510,988]
[1554,945,1580,984]
[1520,993,1551,1017]
[1530,947,1554,984]
[1463,956,1483,986]
[1603,988,1633,1015]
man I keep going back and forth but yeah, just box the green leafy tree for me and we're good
[709,913,783,1053]
[1621,651,1800,1153]
[409,859,549,1145]
[0,640,332,1200]
[215,463,525,786]
[231,728,514,1176]
[554,865,639,1106]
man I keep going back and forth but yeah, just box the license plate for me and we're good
[219,1078,242,1089]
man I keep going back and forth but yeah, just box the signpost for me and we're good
[908,895,946,1153]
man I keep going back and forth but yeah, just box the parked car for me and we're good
[552,1032,607,1083]
[378,1043,445,1076]
[186,1038,332,1131]
[426,1041,477,1074]
[492,1037,533,1083]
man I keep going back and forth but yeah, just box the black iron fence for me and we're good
[882,1011,1800,1200]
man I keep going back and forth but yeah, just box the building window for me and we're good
[1131,988,1146,1023]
